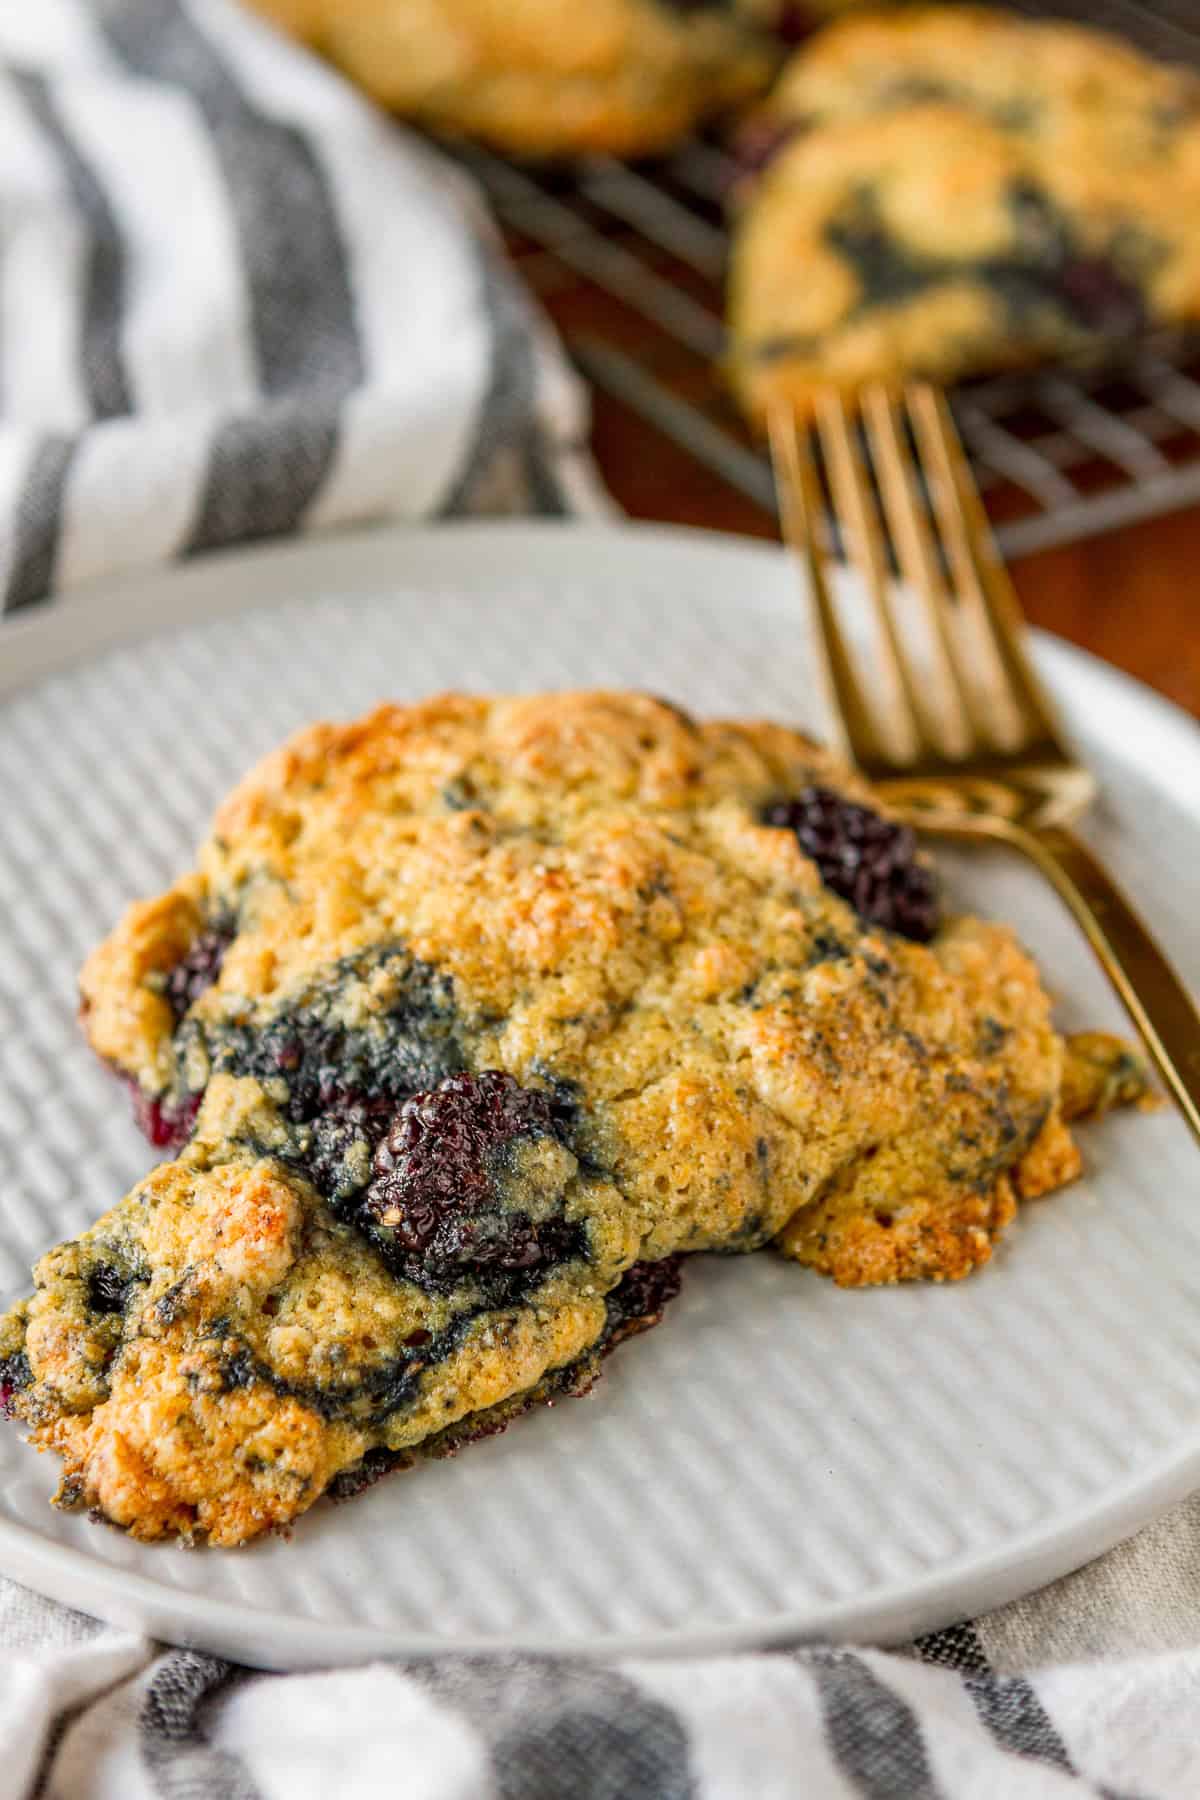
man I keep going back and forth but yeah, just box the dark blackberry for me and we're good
[85,1263,140,1317]
[601,1256,684,1350]
[360,1070,586,1292]
[825,184,1155,348]
[1007,186,1148,339]
[763,788,939,942]
[826,212,936,309]
[531,1071,586,1144]
[304,1098,395,1207]
[123,1077,202,1152]
[184,947,463,1129]
[164,923,234,1020]
[125,946,463,1170]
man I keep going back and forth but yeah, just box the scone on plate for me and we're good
[244,0,779,158]
[728,7,1200,421]
[0,693,1140,1544]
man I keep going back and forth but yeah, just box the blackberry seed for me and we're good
[764,788,939,942]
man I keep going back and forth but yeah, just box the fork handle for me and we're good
[1014,823,1200,1145]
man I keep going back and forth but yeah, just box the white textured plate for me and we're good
[1,521,1198,1670]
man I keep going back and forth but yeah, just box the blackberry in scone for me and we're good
[0,692,1141,1544]
[728,8,1200,420]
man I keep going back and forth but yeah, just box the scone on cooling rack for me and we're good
[727,7,1200,422]
[757,5,1200,152]
[244,0,781,158]
[0,693,1141,1544]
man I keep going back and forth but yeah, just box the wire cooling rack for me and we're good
[455,0,1200,559]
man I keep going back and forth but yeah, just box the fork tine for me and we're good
[859,384,975,760]
[768,405,892,769]
[813,390,921,766]
[907,383,1065,750]
[904,384,1029,751]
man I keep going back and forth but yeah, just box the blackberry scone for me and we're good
[754,7,1200,158]
[728,8,1200,420]
[244,0,779,158]
[0,693,1138,1544]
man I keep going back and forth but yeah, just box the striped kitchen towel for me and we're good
[9,1489,1200,1798]
[0,0,599,616]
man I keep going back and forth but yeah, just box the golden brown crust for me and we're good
[245,0,776,157]
[80,875,207,1096]
[5,691,1123,1543]
[728,8,1200,419]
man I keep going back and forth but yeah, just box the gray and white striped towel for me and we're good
[3,3,1200,1796]
[0,0,599,616]
[9,1499,1200,1800]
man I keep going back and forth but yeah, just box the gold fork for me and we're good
[768,382,1200,1145]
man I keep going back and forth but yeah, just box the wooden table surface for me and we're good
[588,389,1200,723]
